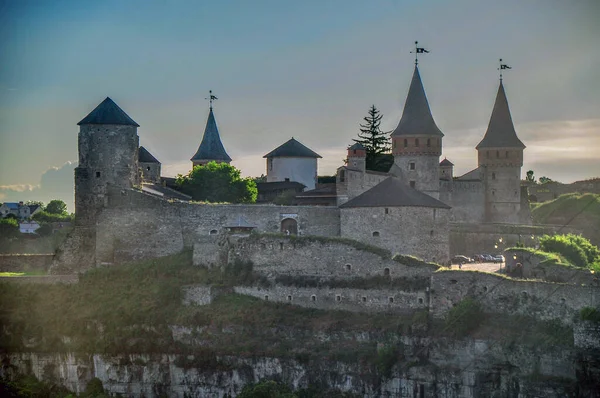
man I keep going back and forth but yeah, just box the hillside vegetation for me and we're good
[531,193,600,245]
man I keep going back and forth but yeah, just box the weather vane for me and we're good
[498,58,512,81]
[410,41,430,66]
[205,90,218,110]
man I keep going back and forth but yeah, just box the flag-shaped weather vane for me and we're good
[411,41,430,66]
[206,90,218,110]
[498,58,512,81]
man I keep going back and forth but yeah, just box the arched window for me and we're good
[209,229,218,235]
[311,295,316,302]
[372,231,380,237]
[345,264,352,271]
[362,296,367,302]
[287,295,292,301]
[415,138,420,147]
[336,295,341,302]
[403,139,408,148]
[388,297,394,303]
[384,267,390,276]
[264,295,269,301]
[427,138,431,147]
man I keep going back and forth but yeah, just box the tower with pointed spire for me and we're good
[391,65,443,199]
[476,80,526,223]
[75,97,140,224]
[190,92,232,168]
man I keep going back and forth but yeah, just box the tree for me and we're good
[0,217,19,238]
[176,161,257,203]
[45,200,68,215]
[25,200,44,208]
[539,176,554,184]
[353,105,391,172]
[525,170,536,183]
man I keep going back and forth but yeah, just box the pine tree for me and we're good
[353,105,391,171]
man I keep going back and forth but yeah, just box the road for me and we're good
[448,262,504,273]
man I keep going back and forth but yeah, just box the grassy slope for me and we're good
[0,252,573,361]
[531,193,600,245]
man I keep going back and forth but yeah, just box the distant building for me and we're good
[0,202,42,219]
[263,138,321,190]
[139,146,161,183]
[19,221,40,234]
[190,106,232,168]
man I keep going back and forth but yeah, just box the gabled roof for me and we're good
[138,146,160,164]
[191,109,232,163]
[3,203,19,209]
[440,158,454,166]
[28,204,41,213]
[339,177,450,209]
[78,97,140,127]
[391,66,443,137]
[476,81,525,149]
[263,138,321,159]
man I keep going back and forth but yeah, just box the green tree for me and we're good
[0,217,19,238]
[25,200,44,208]
[538,176,553,184]
[176,161,257,203]
[353,105,390,172]
[525,170,536,183]
[45,200,68,215]
[237,380,296,398]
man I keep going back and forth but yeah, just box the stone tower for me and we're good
[391,66,444,199]
[347,142,366,173]
[75,97,140,224]
[476,81,525,223]
[190,106,232,168]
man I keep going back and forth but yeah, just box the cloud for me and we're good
[0,162,76,211]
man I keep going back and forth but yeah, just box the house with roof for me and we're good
[0,202,42,220]
[263,138,321,190]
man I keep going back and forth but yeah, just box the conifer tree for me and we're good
[353,105,391,171]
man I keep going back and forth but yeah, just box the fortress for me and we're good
[56,61,533,272]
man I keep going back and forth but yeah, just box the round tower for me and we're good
[476,81,525,223]
[75,97,140,224]
[391,65,443,198]
[347,142,366,173]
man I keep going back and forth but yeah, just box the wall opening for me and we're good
[372,231,380,237]
[409,162,415,170]
[96,171,101,178]
[264,295,269,301]
[311,295,316,302]
[427,138,431,147]
[418,298,424,304]
[209,229,218,235]
[279,242,284,250]
[450,279,458,284]
[146,166,151,171]
[362,296,367,303]
[403,139,408,148]
[410,181,416,188]
[284,178,290,182]
[287,295,292,301]
[496,150,500,158]
[415,138,420,147]
[430,230,434,237]
[388,297,394,303]
[336,295,341,302]
[385,208,389,214]
[281,218,298,235]
[339,170,345,182]
[384,268,390,276]
[492,172,496,180]
[345,264,352,271]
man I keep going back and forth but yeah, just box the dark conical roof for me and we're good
[78,97,139,126]
[138,146,160,163]
[339,177,450,209]
[263,138,322,158]
[439,158,454,166]
[391,66,443,137]
[191,109,232,163]
[476,81,525,149]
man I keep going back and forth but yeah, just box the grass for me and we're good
[506,247,574,268]
[0,270,48,277]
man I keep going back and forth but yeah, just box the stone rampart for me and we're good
[430,270,598,324]
[573,321,600,349]
[440,180,485,223]
[228,235,438,281]
[233,285,428,314]
[182,285,219,306]
[505,249,596,285]
[0,254,54,272]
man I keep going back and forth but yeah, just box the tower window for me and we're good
[285,178,290,182]
[268,158,273,171]
[339,170,345,182]
[96,172,101,178]
[427,138,431,147]
[353,149,356,154]
[410,181,416,188]
[372,231,380,237]
[496,150,500,158]
[345,264,352,271]
[415,138,420,147]
[409,162,415,170]
[362,296,367,303]
[389,297,394,303]
[385,208,389,214]
[311,295,316,302]
[336,295,341,302]
[404,139,408,148]
[492,172,496,180]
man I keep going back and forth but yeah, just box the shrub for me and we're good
[579,307,600,323]
[376,345,401,378]
[539,234,589,268]
[444,298,485,337]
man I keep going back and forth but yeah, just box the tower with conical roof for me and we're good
[190,93,232,168]
[391,65,443,199]
[476,80,526,223]
[75,97,140,224]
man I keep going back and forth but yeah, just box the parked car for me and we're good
[473,254,485,262]
[481,254,494,262]
[492,255,505,263]
[451,255,473,264]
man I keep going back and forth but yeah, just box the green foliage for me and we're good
[238,380,296,398]
[0,217,19,238]
[579,307,600,323]
[444,298,485,337]
[538,176,554,184]
[376,345,400,378]
[525,170,535,183]
[0,374,72,398]
[32,211,73,223]
[353,105,391,172]
[45,200,68,215]
[25,200,44,207]
[81,377,109,397]
[176,161,257,203]
[538,233,599,268]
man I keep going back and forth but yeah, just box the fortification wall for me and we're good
[95,189,340,264]
[448,222,578,257]
[341,206,450,264]
[225,235,438,280]
[505,249,596,285]
[0,254,54,272]
[430,270,597,324]
[440,180,485,223]
[233,285,428,314]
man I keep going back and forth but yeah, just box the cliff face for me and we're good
[1,331,596,398]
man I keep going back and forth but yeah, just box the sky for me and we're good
[1,0,599,211]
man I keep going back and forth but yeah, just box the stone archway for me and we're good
[280,218,298,235]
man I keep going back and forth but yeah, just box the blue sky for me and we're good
[1,0,599,210]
